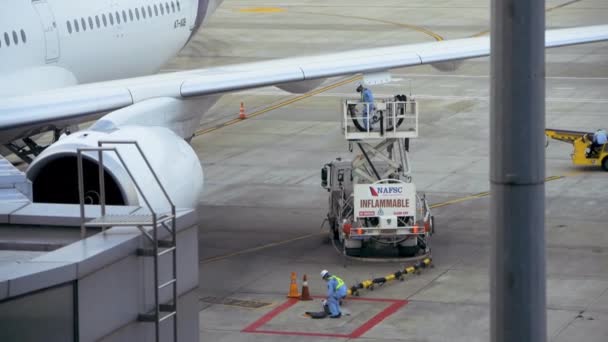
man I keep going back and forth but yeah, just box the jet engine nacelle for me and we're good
[27,126,203,211]
[430,60,464,72]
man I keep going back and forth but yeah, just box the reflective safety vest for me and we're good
[330,275,345,290]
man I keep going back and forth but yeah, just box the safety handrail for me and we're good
[99,141,176,234]
[343,98,418,139]
[76,141,175,238]
[99,141,175,210]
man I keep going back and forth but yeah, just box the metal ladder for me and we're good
[76,141,178,342]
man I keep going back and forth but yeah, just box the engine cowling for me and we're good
[27,126,203,211]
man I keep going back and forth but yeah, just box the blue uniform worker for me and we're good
[321,270,347,318]
[594,129,607,145]
[356,85,375,130]
[590,129,607,155]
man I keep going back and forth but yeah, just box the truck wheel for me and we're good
[345,248,362,257]
[329,219,340,240]
[397,245,420,257]
[333,228,340,241]
[602,157,608,171]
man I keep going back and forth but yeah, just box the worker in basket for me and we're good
[356,84,375,130]
[587,129,607,157]
[321,269,347,318]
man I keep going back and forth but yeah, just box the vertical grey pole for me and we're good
[77,150,86,239]
[491,0,546,341]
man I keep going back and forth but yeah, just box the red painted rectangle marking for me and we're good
[241,298,298,332]
[242,296,408,339]
[348,300,407,338]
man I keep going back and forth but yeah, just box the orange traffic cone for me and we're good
[300,274,312,301]
[287,272,300,298]
[239,102,247,119]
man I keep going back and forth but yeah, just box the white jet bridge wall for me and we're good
[0,204,199,342]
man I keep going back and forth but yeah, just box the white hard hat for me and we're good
[320,270,329,279]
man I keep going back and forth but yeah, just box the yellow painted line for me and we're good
[471,29,490,38]
[545,175,564,182]
[199,171,582,263]
[546,0,583,13]
[471,0,583,37]
[238,7,286,13]
[564,170,584,177]
[430,174,571,209]
[199,232,323,264]
[194,74,362,136]
[430,191,489,209]
[293,11,443,41]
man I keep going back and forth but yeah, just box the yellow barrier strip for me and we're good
[347,258,433,296]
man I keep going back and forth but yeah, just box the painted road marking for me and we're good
[200,173,578,264]
[238,7,286,13]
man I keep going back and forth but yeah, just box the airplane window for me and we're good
[122,10,127,23]
[96,15,101,28]
[20,29,26,43]
[142,6,147,19]
[135,8,140,20]
[148,6,153,17]
[81,18,87,31]
[108,12,114,25]
[165,3,170,14]
[171,2,175,13]
[67,21,72,34]
[74,19,79,32]
[129,9,134,21]
[160,3,165,15]
[12,31,18,45]
[4,33,9,46]
[115,12,121,24]
[176,0,181,11]
[102,14,107,26]
[154,4,159,16]
[88,17,94,30]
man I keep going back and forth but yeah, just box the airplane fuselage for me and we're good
[0,0,207,93]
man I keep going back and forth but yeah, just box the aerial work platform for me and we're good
[322,95,433,258]
[342,96,418,140]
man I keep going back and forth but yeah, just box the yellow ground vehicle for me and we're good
[545,128,608,171]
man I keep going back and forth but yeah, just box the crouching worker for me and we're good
[320,269,347,318]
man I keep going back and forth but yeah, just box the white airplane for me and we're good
[0,0,607,210]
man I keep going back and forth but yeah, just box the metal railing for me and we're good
[76,140,178,342]
[342,99,419,140]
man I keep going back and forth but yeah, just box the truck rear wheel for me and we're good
[602,157,608,171]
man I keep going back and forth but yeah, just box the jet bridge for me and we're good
[0,151,199,341]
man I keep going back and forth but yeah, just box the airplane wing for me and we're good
[1,25,607,144]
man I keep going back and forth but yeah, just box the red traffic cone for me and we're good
[300,274,312,301]
[239,102,247,119]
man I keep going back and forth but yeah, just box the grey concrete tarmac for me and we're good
[165,0,608,340]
